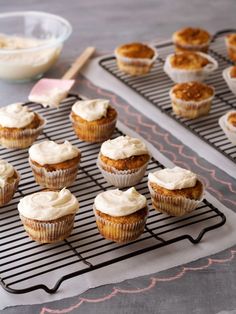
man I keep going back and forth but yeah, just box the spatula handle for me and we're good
[62,47,95,80]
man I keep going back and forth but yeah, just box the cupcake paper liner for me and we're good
[97,155,150,188]
[0,171,20,206]
[29,159,79,189]
[222,67,236,95]
[20,214,75,243]
[173,40,211,53]
[70,113,117,143]
[219,112,236,145]
[93,207,148,243]
[170,88,214,119]
[164,52,218,83]
[0,114,46,149]
[115,45,158,75]
[148,181,204,217]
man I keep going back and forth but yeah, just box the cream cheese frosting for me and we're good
[0,159,15,188]
[0,34,61,81]
[29,140,80,165]
[148,166,197,190]
[100,136,149,160]
[18,188,79,220]
[72,99,109,121]
[0,34,48,50]
[0,103,35,128]
[94,187,147,217]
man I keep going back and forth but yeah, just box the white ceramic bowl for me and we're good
[0,11,72,82]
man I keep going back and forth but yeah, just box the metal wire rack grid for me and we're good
[99,29,236,163]
[0,95,226,295]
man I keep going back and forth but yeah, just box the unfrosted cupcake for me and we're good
[0,159,20,206]
[164,51,218,83]
[70,99,117,142]
[0,103,45,149]
[94,187,148,243]
[223,66,236,96]
[115,42,158,75]
[219,110,236,145]
[97,135,150,188]
[170,81,214,119]
[29,140,81,189]
[148,167,204,216]
[18,188,79,243]
[172,27,212,53]
[225,34,236,62]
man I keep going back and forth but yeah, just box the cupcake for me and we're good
[97,135,150,188]
[219,110,236,145]
[148,167,204,216]
[0,159,20,206]
[170,81,215,119]
[225,34,236,62]
[164,51,218,83]
[222,66,236,95]
[29,140,81,189]
[94,187,148,243]
[70,99,117,142]
[0,103,46,149]
[172,27,212,53]
[18,188,79,243]
[115,42,158,75]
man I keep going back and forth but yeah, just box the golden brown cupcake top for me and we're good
[170,51,211,69]
[149,179,203,200]
[227,112,236,127]
[116,43,155,59]
[100,153,150,171]
[173,27,211,46]
[171,81,214,101]
[230,66,236,78]
[226,34,236,46]
[71,106,117,126]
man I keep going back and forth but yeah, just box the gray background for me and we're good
[0,0,236,313]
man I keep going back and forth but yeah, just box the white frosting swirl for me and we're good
[0,159,15,188]
[18,188,79,220]
[29,140,80,165]
[100,136,149,160]
[72,99,109,121]
[148,167,197,190]
[0,103,35,128]
[94,187,147,217]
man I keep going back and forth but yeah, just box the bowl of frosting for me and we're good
[0,11,72,82]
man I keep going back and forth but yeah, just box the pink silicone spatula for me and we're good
[29,46,95,108]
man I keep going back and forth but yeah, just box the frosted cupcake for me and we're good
[70,99,117,142]
[97,135,150,188]
[225,34,236,62]
[0,159,20,206]
[170,81,215,119]
[94,187,148,243]
[219,110,236,145]
[148,167,204,216]
[18,188,79,243]
[164,51,218,83]
[0,103,45,149]
[222,66,236,96]
[172,27,212,53]
[29,140,81,189]
[115,42,158,75]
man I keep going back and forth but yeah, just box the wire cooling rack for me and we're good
[0,95,226,294]
[99,29,236,163]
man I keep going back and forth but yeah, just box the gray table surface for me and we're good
[1,0,236,313]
